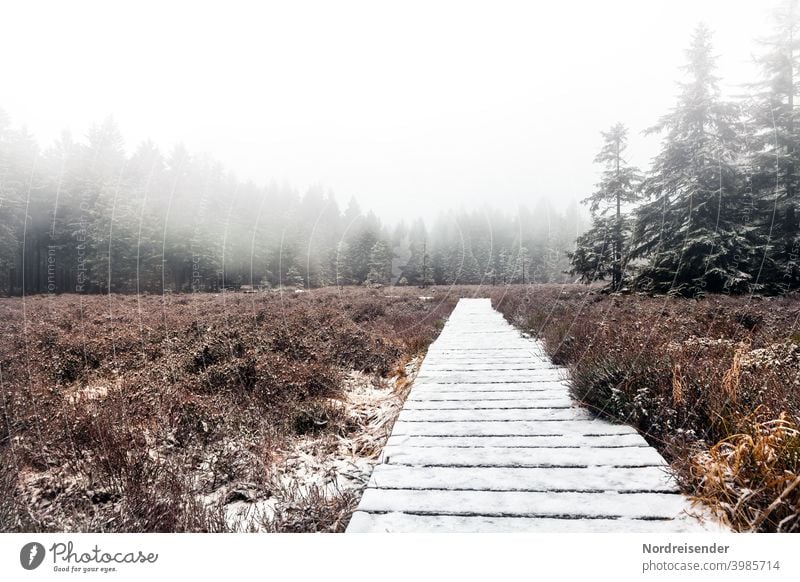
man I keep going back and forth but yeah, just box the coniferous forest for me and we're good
[572,7,800,296]
[0,112,582,296]
[3,5,800,297]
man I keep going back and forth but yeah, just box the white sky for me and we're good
[0,0,775,222]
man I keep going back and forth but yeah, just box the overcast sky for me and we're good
[0,0,776,222]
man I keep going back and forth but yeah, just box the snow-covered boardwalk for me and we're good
[347,298,716,532]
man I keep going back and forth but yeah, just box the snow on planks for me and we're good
[347,298,720,533]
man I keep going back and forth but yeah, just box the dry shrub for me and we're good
[672,363,684,406]
[689,414,800,532]
[350,299,386,323]
[0,287,457,532]
[492,285,800,532]
[291,399,347,436]
[721,340,750,403]
[0,454,33,531]
[259,484,359,533]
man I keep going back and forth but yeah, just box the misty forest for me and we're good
[3,11,800,296]
[2,1,800,537]
[0,114,582,295]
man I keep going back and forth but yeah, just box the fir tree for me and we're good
[285,264,305,288]
[398,220,428,285]
[366,239,393,285]
[573,124,641,289]
[568,215,616,283]
[461,247,482,284]
[630,24,752,296]
[748,0,800,290]
[569,124,640,287]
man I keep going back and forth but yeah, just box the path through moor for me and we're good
[347,298,720,533]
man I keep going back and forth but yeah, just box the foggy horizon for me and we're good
[0,0,774,223]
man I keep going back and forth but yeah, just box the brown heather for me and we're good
[0,288,456,532]
[492,284,800,532]
[5,283,798,533]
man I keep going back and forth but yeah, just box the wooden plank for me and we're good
[367,464,678,492]
[421,363,560,371]
[411,381,571,392]
[346,512,720,533]
[356,489,694,519]
[403,399,573,410]
[384,434,650,449]
[381,445,667,468]
[415,370,566,383]
[390,420,639,437]
[406,391,572,403]
[396,408,590,422]
[429,352,543,356]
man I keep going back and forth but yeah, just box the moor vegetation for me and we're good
[3,0,800,538]
[494,285,800,532]
[0,288,456,532]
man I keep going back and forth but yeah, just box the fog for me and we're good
[0,0,771,222]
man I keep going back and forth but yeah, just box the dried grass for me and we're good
[720,341,750,403]
[0,288,456,532]
[492,285,800,532]
[690,413,800,532]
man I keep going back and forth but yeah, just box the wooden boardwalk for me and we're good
[347,298,717,532]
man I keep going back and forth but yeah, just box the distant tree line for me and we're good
[0,113,582,295]
[571,2,800,296]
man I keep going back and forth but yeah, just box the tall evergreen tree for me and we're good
[630,24,752,295]
[570,124,640,288]
[366,239,393,285]
[568,215,615,283]
[398,220,428,285]
[748,0,800,290]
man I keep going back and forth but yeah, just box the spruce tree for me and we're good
[398,220,427,285]
[748,0,800,290]
[366,239,393,285]
[570,123,640,289]
[285,264,305,288]
[630,24,752,295]
[568,215,615,283]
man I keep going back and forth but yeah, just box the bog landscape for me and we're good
[1,1,800,534]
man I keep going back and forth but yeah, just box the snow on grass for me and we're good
[215,357,423,532]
